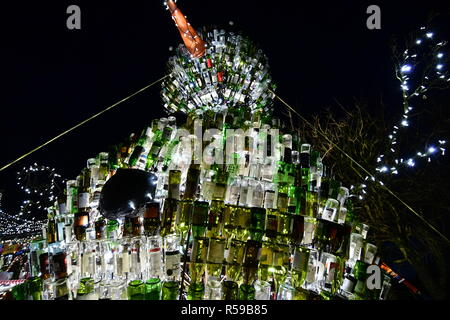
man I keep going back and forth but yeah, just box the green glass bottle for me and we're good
[46,208,57,244]
[264,208,278,241]
[239,284,255,300]
[206,237,226,278]
[291,246,310,290]
[54,278,70,300]
[190,237,209,284]
[225,239,245,282]
[145,278,162,300]
[276,210,292,243]
[242,240,262,285]
[258,242,273,282]
[176,200,193,244]
[106,219,119,239]
[223,204,238,241]
[353,260,370,300]
[235,206,251,241]
[207,199,224,238]
[12,282,27,300]
[250,207,266,242]
[76,277,97,300]
[168,170,182,200]
[27,276,43,300]
[188,282,205,300]
[183,164,201,200]
[127,280,145,300]
[162,280,179,300]
[161,198,178,237]
[192,201,209,238]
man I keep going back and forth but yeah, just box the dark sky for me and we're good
[0,0,449,211]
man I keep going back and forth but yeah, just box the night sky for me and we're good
[0,0,449,212]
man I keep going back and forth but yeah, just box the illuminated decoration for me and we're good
[161,1,276,114]
[0,164,64,239]
[375,27,448,175]
[0,1,397,301]
[349,27,449,200]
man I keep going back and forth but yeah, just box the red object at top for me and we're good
[166,0,207,58]
[217,72,224,82]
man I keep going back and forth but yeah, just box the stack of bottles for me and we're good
[161,27,277,115]
[15,111,393,300]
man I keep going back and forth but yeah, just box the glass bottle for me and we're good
[164,234,181,281]
[192,201,209,238]
[239,284,255,300]
[190,237,209,284]
[145,278,162,300]
[162,280,179,300]
[291,246,310,291]
[27,276,43,300]
[161,198,178,237]
[222,281,239,300]
[254,280,271,300]
[207,199,224,238]
[146,235,163,280]
[187,282,205,300]
[127,280,145,300]
[73,209,89,241]
[206,237,226,278]
[76,277,98,300]
[205,278,222,300]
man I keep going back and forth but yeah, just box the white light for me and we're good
[428,146,436,154]
[129,201,136,210]
[416,39,422,44]
[407,159,415,167]
[436,64,443,70]
[426,32,433,38]
[437,53,443,58]
[380,166,388,173]
[400,65,412,73]
[401,120,409,127]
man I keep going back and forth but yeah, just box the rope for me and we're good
[0,75,169,173]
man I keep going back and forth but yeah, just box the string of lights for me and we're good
[375,26,448,175]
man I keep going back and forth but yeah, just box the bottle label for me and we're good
[322,208,336,221]
[165,251,180,278]
[58,203,67,215]
[149,251,162,277]
[264,191,275,209]
[122,252,130,273]
[293,249,308,271]
[341,278,356,293]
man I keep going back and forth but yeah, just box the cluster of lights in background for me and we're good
[352,27,448,200]
[0,164,65,239]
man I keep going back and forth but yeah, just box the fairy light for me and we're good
[1,163,64,239]
[348,27,449,202]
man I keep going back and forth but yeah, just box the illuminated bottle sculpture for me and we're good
[15,0,387,302]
